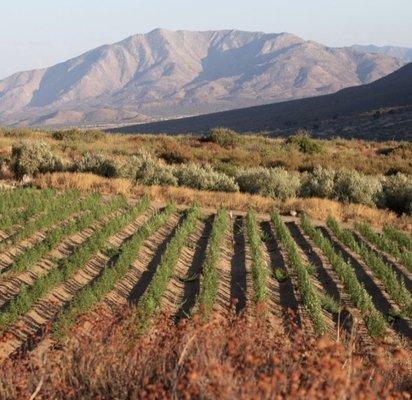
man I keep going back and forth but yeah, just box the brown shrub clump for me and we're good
[1,312,411,399]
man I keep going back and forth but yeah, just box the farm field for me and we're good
[0,188,411,399]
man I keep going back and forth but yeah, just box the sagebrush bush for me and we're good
[74,152,177,186]
[173,163,239,192]
[208,127,238,148]
[382,173,412,215]
[11,141,63,178]
[131,152,178,186]
[333,169,382,207]
[236,167,300,200]
[286,130,324,154]
[300,166,336,198]
[74,153,118,178]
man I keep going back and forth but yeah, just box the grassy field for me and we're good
[0,188,410,399]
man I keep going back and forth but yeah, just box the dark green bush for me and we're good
[208,128,238,148]
[52,129,105,142]
[286,130,324,154]
[382,173,412,215]
[74,153,117,178]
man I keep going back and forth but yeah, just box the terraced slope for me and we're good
[0,189,410,364]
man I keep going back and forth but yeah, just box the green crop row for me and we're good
[0,189,58,233]
[356,222,412,272]
[327,218,411,318]
[198,207,229,317]
[383,225,412,252]
[138,204,201,325]
[271,211,327,336]
[0,197,149,334]
[246,209,269,304]
[300,215,387,337]
[0,194,127,279]
[52,203,175,339]
[0,188,53,215]
[1,190,83,250]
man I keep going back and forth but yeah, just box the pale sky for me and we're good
[1,0,411,79]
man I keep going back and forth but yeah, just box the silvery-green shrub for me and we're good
[333,169,382,206]
[11,141,63,178]
[173,163,239,192]
[236,167,300,200]
[300,166,336,198]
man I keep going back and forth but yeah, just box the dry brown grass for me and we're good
[1,312,410,400]
[34,172,412,231]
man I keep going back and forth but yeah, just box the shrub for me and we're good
[333,169,382,207]
[173,163,239,192]
[286,130,324,154]
[52,129,105,142]
[74,153,118,178]
[208,128,238,148]
[300,166,336,198]
[0,127,32,138]
[11,141,63,178]
[236,167,300,200]
[132,153,178,186]
[381,173,412,215]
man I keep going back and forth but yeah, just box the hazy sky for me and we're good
[1,0,411,79]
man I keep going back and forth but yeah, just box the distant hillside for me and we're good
[0,29,404,127]
[110,63,412,140]
[351,45,412,63]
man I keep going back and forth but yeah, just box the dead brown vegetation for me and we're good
[1,312,410,400]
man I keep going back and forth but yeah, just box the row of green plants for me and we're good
[0,189,55,227]
[327,218,411,317]
[1,194,126,279]
[52,203,176,339]
[0,189,58,234]
[0,190,62,237]
[0,188,50,215]
[271,211,327,336]
[198,207,229,317]
[137,204,201,326]
[0,197,150,334]
[383,225,412,252]
[300,215,387,337]
[246,210,269,304]
[1,189,82,250]
[355,223,412,272]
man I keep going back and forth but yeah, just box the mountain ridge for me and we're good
[0,28,405,127]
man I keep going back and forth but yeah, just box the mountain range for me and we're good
[111,63,412,140]
[0,29,406,127]
[351,44,412,63]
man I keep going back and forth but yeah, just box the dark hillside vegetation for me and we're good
[110,64,412,140]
